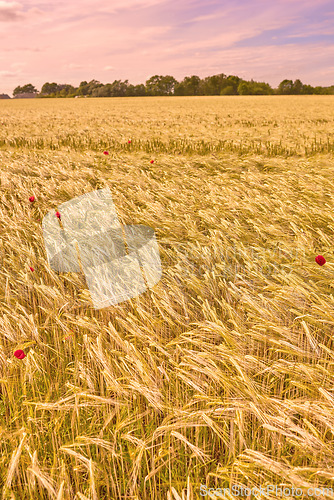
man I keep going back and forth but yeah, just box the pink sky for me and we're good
[0,0,334,96]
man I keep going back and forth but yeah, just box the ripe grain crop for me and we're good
[0,96,334,499]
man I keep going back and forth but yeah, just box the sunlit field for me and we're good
[1,95,334,499]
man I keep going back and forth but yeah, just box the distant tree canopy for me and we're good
[13,83,38,96]
[78,80,103,96]
[145,75,178,96]
[41,82,59,94]
[10,74,334,98]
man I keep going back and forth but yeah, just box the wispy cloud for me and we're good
[64,63,86,70]
[0,0,333,95]
[0,69,20,77]
[3,46,44,51]
[0,1,24,21]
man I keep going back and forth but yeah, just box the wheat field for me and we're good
[1,95,334,499]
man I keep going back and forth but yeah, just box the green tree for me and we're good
[41,82,59,94]
[86,80,103,95]
[250,83,265,95]
[200,74,227,95]
[325,86,334,95]
[257,81,274,95]
[180,75,201,95]
[78,82,89,95]
[14,74,326,99]
[174,82,186,96]
[110,79,129,97]
[91,80,129,97]
[92,85,111,97]
[278,79,294,94]
[125,84,136,97]
[292,79,303,94]
[13,83,38,96]
[145,75,178,96]
[58,84,76,95]
[236,79,273,95]
[145,75,162,95]
[237,81,250,95]
[133,84,146,96]
[225,75,240,94]
[220,85,234,95]
[314,86,323,94]
[64,85,76,96]
[163,75,177,95]
[301,84,314,95]
[13,86,24,96]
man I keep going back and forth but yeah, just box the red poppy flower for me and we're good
[315,255,326,266]
[56,211,61,219]
[103,151,109,155]
[150,160,154,164]
[14,349,26,359]
[29,267,34,272]
[29,196,35,203]
[63,330,74,342]
[128,140,131,144]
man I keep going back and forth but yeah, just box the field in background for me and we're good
[0,96,334,499]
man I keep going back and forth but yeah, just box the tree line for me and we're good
[11,74,334,98]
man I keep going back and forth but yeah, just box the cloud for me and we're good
[11,61,25,68]
[84,0,168,15]
[26,6,46,18]
[287,31,334,38]
[65,63,85,69]
[1,0,334,95]
[4,46,43,51]
[43,0,168,22]
[189,7,240,24]
[0,69,19,76]
[0,1,24,21]
[138,25,172,36]
[169,40,334,86]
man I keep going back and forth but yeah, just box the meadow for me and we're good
[0,95,334,499]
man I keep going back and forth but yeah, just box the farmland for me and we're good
[1,95,334,499]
